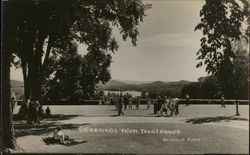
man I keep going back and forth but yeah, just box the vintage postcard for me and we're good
[1,0,249,154]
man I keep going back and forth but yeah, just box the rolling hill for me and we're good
[98,79,191,93]
[11,79,191,99]
[10,80,24,100]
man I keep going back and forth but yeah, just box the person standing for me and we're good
[118,96,124,116]
[155,96,161,114]
[159,97,165,116]
[153,99,157,114]
[221,94,225,108]
[169,96,176,116]
[124,95,128,110]
[30,101,40,124]
[114,96,118,111]
[146,98,151,110]
[38,105,45,120]
[174,97,180,115]
[110,97,114,106]
[46,106,51,117]
[128,97,133,109]
[185,93,190,106]
[136,97,140,110]
[27,99,33,124]
[33,101,41,124]
[164,96,170,116]
[11,97,15,112]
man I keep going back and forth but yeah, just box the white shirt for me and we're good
[53,131,64,140]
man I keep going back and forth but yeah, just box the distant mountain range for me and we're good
[10,79,191,99]
[11,80,24,87]
[98,79,191,93]
[10,80,24,99]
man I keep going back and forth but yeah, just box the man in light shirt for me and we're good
[53,126,65,144]
[174,97,180,115]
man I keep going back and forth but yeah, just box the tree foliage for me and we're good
[195,0,249,98]
[2,0,151,150]
[43,42,113,101]
[3,0,151,100]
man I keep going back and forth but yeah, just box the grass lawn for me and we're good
[13,104,249,154]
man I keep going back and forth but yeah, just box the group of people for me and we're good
[153,96,180,116]
[109,93,180,117]
[110,94,142,116]
[17,99,51,125]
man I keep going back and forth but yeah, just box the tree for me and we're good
[198,76,222,99]
[43,41,113,101]
[2,0,151,150]
[231,37,249,99]
[4,0,151,101]
[181,82,200,99]
[43,42,83,101]
[2,42,18,151]
[195,0,249,98]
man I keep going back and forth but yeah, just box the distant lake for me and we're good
[104,90,141,97]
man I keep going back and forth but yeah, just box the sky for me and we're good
[11,0,208,82]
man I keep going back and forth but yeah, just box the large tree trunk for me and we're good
[21,36,52,101]
[33,53,42,100]
[21,60,30,100]
[25,52,42,101]
[2,50,18,151]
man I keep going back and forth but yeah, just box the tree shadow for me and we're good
[45,114,85,121]
[14,114,89,138]
[185,115,248,124]
[63,139,87,146]
[154,115,163,117]
[15,122,89,138]
[108,114,120,117]
[42,136,87,146]
[13,114,83,121]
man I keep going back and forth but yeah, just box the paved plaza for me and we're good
[13,104,249,154]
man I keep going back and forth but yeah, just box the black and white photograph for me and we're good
[1,0,249,154]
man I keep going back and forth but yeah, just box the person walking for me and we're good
[18,99,29,120]
[128,97,133,109]
[159,97,165,116]
[118,96,124,116]
[155,96,161,114]
[11,97,15,112]
[153,99,157,114]
[169,96,176,116]
[124,95,128,110]
[185,93,190,106]
[164,96,170,116]
[33,100,41,124]
[114,96,118,111]
[27,99,33,124]
[221,94,225,108]
[38,104,45,120]
[136,97,140,110]
[146,98,151,110]
[174,97,180,115]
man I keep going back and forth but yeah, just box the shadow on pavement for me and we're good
[42,136,87,146]
[14,114,84,121]
[185,115,248,124]
[14,114,89,138]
